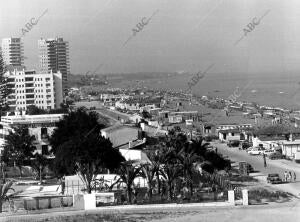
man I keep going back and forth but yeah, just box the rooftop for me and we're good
[0,114,65,124]
[281,140,300,145]
[101,124,138,133]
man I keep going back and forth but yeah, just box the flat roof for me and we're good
[281,140,300,145]
[0,114,65,124]
[101,124,138,133]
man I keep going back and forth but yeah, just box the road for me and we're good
[212,142,300,196]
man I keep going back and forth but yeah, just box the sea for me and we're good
[117,72,300,110]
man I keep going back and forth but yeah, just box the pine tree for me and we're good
[0,54,11,116]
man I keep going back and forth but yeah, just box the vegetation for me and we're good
[141,110,152,119]
[113,161,141,203]
[0,180,14,213]
[0,53,11,116]
[2,126,36,177]
[30,153,50,184]
[141,133,231,201]
[50,108,125,193]
[248,188,290,203]
[26,105,69,115]
[141,162,159,201]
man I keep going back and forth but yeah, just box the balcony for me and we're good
[25,83,34,88]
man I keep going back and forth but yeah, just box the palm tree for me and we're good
[30,153,49,184]
[113,161,141,204]
[177,148,203,196]
[161,163,181,201]
[0,180,15,213]
[2,126,35,178]
[141,162,159,201]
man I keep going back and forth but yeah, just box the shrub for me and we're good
[248,189,290,201]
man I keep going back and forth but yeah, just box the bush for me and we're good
[230,175,258,182]
[204,134,219,142]
[248,189,290,201]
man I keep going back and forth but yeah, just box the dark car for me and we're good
[268,152,283,160]
[227,140,240,147]
[238,161,254,174]
[241,141,253,150]
[267,173,282,184]
[247,164,254,173]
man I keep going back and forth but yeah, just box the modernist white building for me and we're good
[5,67,63,111]
[0,113,65,155]
[1,38,24,66]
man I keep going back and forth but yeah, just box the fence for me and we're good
[64,177,147,195]
[201,171,232,191]
[1,196,73,213]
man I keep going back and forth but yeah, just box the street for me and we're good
[212,142,300,196]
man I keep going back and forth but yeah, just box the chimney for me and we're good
[128,141,132,148]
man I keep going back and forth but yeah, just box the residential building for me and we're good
[0,113,65,155]
[129,113,143,124]
[38,37,69,91]
[169,111,199,121]
[5,67,63,111]
[119,149,150,164]
[216,124,252,133]
[140,122,168,137]
[280,141,300,159]
[168,114,183,124]
[217,124,253,142]
[1,38,24,66]
[218,128,245,142]
[100,94,131,103]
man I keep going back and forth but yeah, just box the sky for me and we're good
[1,0,300,75]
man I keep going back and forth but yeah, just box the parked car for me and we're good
[268,152,283,160]
[227,140,240,147]
[247,147,265,155]
[263,149,276,156]
[247,163,254,173]
[267,173,282,184]
[246,146,254,152]
[238,161,254,174]
[241,141,253,150]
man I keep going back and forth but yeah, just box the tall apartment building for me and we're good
[38,37,69,92]
[1,38,24,66]
[5,67,63,111]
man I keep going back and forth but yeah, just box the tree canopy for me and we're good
[2,126,36,177]
[0,53,11,115]
[50,108,125,193]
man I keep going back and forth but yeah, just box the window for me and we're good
[42,145,49,155]
[231,133,235,136]
[41,127,48,136]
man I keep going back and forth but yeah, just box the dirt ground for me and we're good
[150,201,300,222]
[2,200,300,222]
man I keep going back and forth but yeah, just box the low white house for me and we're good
[119,149,150,164]
[0,113,65,155]
[129,114,143,124]
[218,129,242,141]
[280,141,300,159]
[168,115,183,124]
